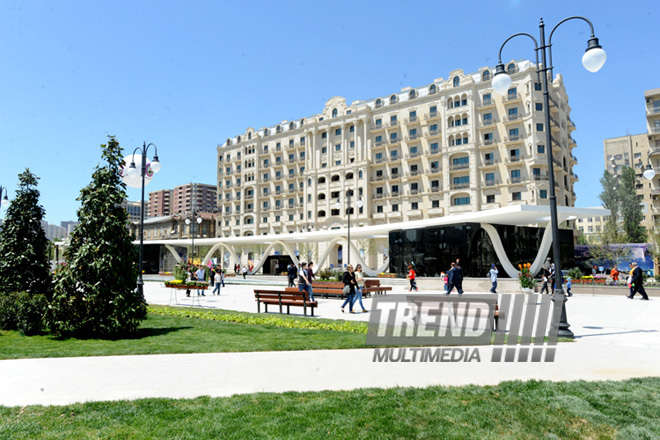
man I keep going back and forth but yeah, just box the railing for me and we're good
[425,111,439,119]
[405,116,418,123]
[409,169,419,176]
[506,155,521,163]
[373,123,384,130]
[406,151,421,159]
[483,159,496,166]
[371,175,385,182]
[430,186,441,192]
[480,119,495,127]
[409,189,419,195]
[427,128,440,136]
[374,140,385,147]
[391,191,400,197]
[483,179,499,187]
[505,134,521,142]
[510,177,523,184]
[372,193,386,199]
[386,120,399,127]
[429,167,441,174]
[482,139,495,146]
[505,93,520,101]
[533,174,549,181]
[479,98,493,107]
[450,182,470,190]
[503,114,520,122]
[375,157,385,163]
[647,107,660,115]
[391,172,400,179]
[450,163,470,171]
[428,147,440,155]
[389,137,400,144]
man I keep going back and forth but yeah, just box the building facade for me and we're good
[218,60,578,246]
[147,189,173,218]
[171,183,217,216]
[119,200,142,223]
[603,88,660,232]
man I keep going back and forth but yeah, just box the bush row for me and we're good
[0,292,47,335]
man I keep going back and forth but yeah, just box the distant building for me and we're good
[119,200,142,223]
[171,183,217,215]
[41,221,67,241]
[576,214,610,243]
[60,220,79,235]
[147,189,173,218]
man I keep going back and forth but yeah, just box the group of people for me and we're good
[538,259,572,296]
[291,261,317,302]
[340,264,368,314]
[185,266,225,297]
[438,260,465,295]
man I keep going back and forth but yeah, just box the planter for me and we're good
[164,283,209,290]
[520,287,534,294]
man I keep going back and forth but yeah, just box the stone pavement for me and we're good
[1,280,659,407]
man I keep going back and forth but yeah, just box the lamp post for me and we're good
[335,190,363,266]
[0,185,9,213]
[185,211,203,265]
[122,142,161,298]
[493,17,606,339]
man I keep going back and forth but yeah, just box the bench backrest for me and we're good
[364,279,381,287]
[312,281,344,289]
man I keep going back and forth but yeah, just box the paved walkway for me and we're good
[1,281,659,406]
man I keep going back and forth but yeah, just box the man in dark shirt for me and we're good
[628,262,650,300]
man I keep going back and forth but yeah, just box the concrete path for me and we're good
[1,281,659,407]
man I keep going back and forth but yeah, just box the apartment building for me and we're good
[576,214,609,243]
[119,200,142,223]
[171,183,217,216]
[603,88,660,231]
[147,189,172,218]
[217,60,578,238]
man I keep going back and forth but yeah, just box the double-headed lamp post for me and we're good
[123,142,161,298]
[492,17,606,339]
[335,190,363,266]
[185,212,203,265]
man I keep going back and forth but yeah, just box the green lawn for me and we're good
[1,377,659,439]
[0,307,368,360]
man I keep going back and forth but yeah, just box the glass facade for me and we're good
[389,223,574,278]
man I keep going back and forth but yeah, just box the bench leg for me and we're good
[257,301,261,314]
[286,304,290,314]
[494,316,499,331]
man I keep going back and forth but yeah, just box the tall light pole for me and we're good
[335,190,363,266]
[122,142,161,298]
[493,17,606,339]
[185,211,203,265]
[0,185,9,214]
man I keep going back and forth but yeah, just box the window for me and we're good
[508,87,517,100]
[335,144,341,152]
[375,152,383,161]
[375,118,382,127]
[321,132,327,139]
[485,172,495,183]
[511,169,521,183]
[409,128,417,137]
[432,200,440,208]
[540,189,547,199]
[453,76,460,87]
[390,150,398,159]
[301,136,306,145]
[509,128,519,140]
[390,94,398,104]
[429,84,437,94]
[321,147,327,154]
[483,93,492,105]
[534,82,542,91]
[431,160,439,170]
[536,123,544,132]
[453,196,470,206]
[535,103,543,111]
[390,115,397,124]
[453,176,469,185]
[508,107,518,118]
[452,156,469,166]
[409,90,416,99]
[377,206,384,213]
[483,113,493,124]
[411,182,419,192]
[411,202,419,210]
[390,132,398,141]
[430,142,439,152]
[532,168,541,177]
[375,98,382,108]
[335,128,341,136]
[392,204,399,212]
[350,141,355,148]
[507,63,516,74]
[350,125,354,133]
[486,194,495,204]
[430,105,437,115]
[392,184,399,194]
[332,108,338,118]
[512,192,521,201]
[537,144,545,154]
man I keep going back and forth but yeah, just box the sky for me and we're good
[1,0,658,225]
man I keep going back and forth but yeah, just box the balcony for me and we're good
[409,169,419,177]
[370,174,385,182]
[406,151,421,159]
[373,140,386,147]
[391,172,401,179]
[409,189,420,195]
[478,98,494,108]
[372,192,387,199]
[479,138,496,148]
[374,156,385,164]
[389,137,400,145]
[430,185,442,193]
[504,134,522,143]
[483,179,499,187]
[391,190,400,197]
[427,146,441,156]
[449,163,470,171]
[505,93,521,102]
[427,128,441,137]
[405,115,419,124]
[650,127,660,134]
[424,111,440,120]
[509,176,523,184]
[450,182,470,190]
[478,119,496,128]
[372,123,385,132]
[429,167,442,174]
[482,158,496,166]
[405,133,420,141]
[386,120,399,128]
[533,173,549,181]
[502,114,521,124]
[650,147,660,156]
[505,155,521,163]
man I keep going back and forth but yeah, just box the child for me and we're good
[441,271,448,292]
[565,277,573,297]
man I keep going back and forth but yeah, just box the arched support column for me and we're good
[480,222,555,279]
[316,236,382,276]
[202,242,240,268]
[164,244,182,264]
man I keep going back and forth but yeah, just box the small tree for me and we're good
[47,136,146,337]
[0,169,52,295]
[618,166,647,243]
[598,170,621,243]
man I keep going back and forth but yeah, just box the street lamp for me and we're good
[0,185,9,212]
[493,17,606,339]
[122,142,161,299]
[334,190,363,266]
[185,212,203,264]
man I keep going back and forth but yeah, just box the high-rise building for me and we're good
[41,221,67,241]
[60,220,79,235]
[119,200,142,223]
[217,61,578,237]
[603,87,660,231]
[171,183,217,215]
[147,189,173,218]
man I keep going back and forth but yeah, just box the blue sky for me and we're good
[1,0,658,225]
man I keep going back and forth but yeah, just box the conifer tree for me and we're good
[48,136,146,336]
[0,169,51,295]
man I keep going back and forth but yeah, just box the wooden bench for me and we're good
[310,281,346,298]
[254,289,318,317]
[361,279,392,296]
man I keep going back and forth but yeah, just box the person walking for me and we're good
[274,262,280,275]
[565,277,573,297]
[407,264,418,292]
[220,269,225,287]
[352,264,368,313]
[452,261,464,295]
[340,265,357,313]
[298,262,310,298]
[446,263,456,294]
[489,263,498,294]
[242,265,248,279]
[610,266,620,285]
[287,264,297,288]
[441,271,448,293]
[628,262,650,300]
[212,269,221,295]
[306,262,316,302]
[195,266,206,296]
[540,270,550,294]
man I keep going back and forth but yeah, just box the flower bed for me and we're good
[164,281,209,289]
[377,273,397,278]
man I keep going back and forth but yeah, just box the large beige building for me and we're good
[603,88,660,231]
[217,60,578,241]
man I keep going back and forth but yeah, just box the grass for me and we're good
[0,307,368,360]
[1,377,659,439]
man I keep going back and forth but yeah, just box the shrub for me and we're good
[0,292,47,335]
[317,269,343,281]
[568,267,584,280]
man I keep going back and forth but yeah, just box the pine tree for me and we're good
[0,169,52,295]
[618,166,647,243]
[48,137,146,337]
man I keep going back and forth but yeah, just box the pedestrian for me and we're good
[449,261,464,295]
[407,264,418,291]
[352,264,368,313]
[185,266,194,297]
[489,263,498,294]
[610,266,619,285]
[195,266,206,296]
[306,262,316,302]
[287,263,297,287]
[209,267,215,287]
[565,277,572,297]
[549,263,556,291]
[220,269,225,287]
[540,270,550,294]
[628,262,650,300]
[212,269,221,295]
[275,262,280,275]
[298,262,310,297]
[242,265,248,279]
[340,264,357,313]
[446,263,456,294]
[441,271,448,292]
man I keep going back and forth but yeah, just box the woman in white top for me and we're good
[352,264,368,313]
[213,270,222,295]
